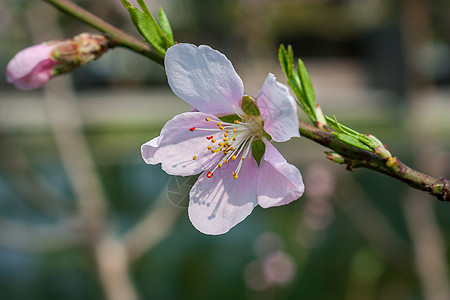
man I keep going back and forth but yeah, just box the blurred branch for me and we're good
[337,176,413,273]
[28,4,139,300]
[123,192,183,264]
[42,0,164,65]
[0,132,70,216]
[95,236,139,300]
[299,120,449,202]
[403,191,450,300]
[0,217,80,253]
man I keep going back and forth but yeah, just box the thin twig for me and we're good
[42,0,164,65]
[299,120,449,202]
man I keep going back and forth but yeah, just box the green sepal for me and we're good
[219,114,241,123]
[241,95,260,116]
[263,131,272,141]
[158,7,174,44]
[251,139,266,166]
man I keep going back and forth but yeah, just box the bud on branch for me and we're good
[6,33,109,90]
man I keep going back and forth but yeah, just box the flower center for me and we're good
[190,114,263,179]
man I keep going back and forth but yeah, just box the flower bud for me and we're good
[6,33,109,90]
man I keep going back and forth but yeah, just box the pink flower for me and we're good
[6,43,58,90]
[142,43,304,235]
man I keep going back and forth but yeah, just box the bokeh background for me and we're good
[0,0,450,299]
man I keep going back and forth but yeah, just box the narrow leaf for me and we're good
[121,0,132,7]
[137,0,152,16]
[278,45,289,78]
[334,133,372,151]
[158,7,174,44]
[297,58,316,113]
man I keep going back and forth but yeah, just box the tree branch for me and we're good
[42,0,164,65]
[299,120,449,202]
[39,0,449,203]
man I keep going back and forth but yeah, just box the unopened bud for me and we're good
[6,33,109,90]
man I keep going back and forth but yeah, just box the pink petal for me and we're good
[188,154,259,235]
[141,112,224,176]
[257,140,304,208]
[165,43,244,116]
[6,44,57,90]
[257,73,300,142]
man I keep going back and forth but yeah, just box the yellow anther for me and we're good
[193,156,197,160]
[234,120,239,124]
[232,155,236,160]
[232,137,236,141]
[233,128,237,133]
[241,157,245,161]
[234,175,238,179]
[211,150,215,153]
[232,171,236,176]
[217,122,222,126]
[224,159,229,163]
[223,138,228,141]
[205,117,210,121]
[224,133,228,137]
[230,147,235,151]
[208,146,212,150]
[218,163,223,168]
[225,129,228,133]
[223,151,228,155]
[211,139,216,143]
[220,126,224,130]
[218,142,223,146]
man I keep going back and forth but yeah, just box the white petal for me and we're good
[165,43,244,116]
[188,155,259,235]
[257,73,300,142]
[257,140,304,208]
[141,112,223,176]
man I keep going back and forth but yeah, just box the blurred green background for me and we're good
[0,0,449,299]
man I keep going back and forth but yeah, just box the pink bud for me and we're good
[6,33,109,90]
[6,44,58,90]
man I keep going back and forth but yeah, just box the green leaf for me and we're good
[137,0,152,16]
[278,45,289,78]
[297,58,316,113]
[126,7,166,55]
[121,0,132,7]
[241,95,260,116]
[158,7,174,44]
[278,44,314,120]
[135,1,173,48]
[251,139,266,166]
[334,133,372,151]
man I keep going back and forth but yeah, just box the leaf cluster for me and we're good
[121,0,174,57]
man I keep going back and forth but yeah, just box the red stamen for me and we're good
[206,136,213,140]
[207,172,213,178]
[189,127,196,132]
